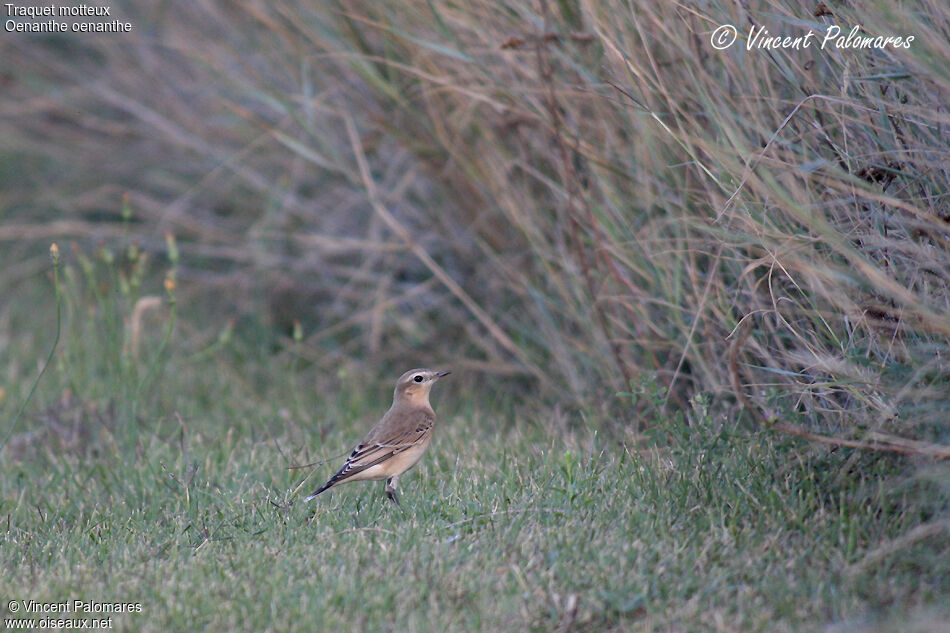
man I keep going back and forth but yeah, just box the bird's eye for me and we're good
[413,375,424,383]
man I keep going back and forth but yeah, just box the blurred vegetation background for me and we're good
[2,0,948,445]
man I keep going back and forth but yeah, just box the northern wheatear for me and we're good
[305,368,450,505]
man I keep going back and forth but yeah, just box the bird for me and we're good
[305,368,451,505]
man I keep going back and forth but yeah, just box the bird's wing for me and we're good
[306,410,435,500]
[332,410,434,481]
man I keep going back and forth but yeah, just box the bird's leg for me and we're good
[385,477,400,505]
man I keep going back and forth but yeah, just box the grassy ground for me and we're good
[0,264,946,633]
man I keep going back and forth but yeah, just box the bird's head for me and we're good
[394,368,451,406]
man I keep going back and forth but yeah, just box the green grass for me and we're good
[0,267,946,632]
[1,392,946,632]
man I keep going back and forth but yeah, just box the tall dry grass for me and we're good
[2,0,948,446]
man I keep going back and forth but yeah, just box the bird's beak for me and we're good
[435,370,452,378]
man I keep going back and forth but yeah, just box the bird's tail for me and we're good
[304,481,333,502]
[304,470,349,501]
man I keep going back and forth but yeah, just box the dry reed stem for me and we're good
[771,420,950,459]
